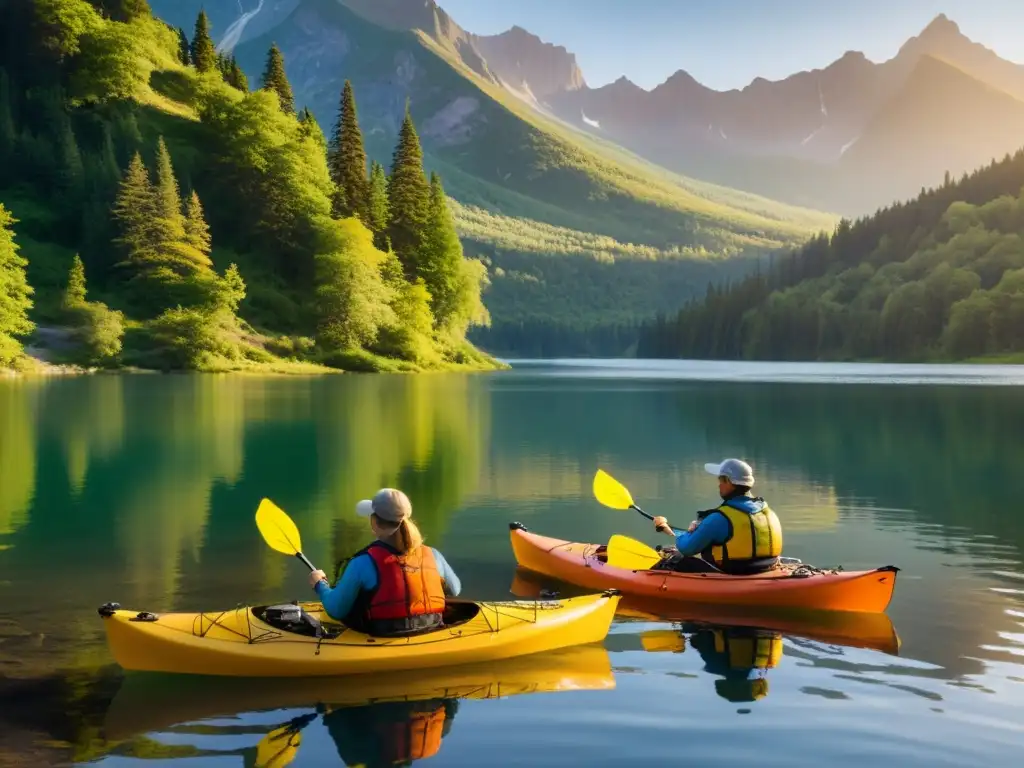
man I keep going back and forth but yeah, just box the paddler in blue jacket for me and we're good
[651,458,783,575]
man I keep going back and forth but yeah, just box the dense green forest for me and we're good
[637,152,1024,362]
[0,0,495,372]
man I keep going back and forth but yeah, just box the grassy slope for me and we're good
[228,0,837,341]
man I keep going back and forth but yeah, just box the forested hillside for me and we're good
[0,0,495,372]
[149,0,835,357]
[637,150,1024,362]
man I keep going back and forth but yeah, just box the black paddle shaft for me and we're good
[294,552,317,572]
[631,504,677,533]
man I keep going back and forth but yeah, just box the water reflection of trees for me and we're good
[485,377,1024,555]
[667,382,1024,554]
[0,374,489,679]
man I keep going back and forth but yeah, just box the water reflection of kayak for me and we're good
[103,644,616,741]
[509,523,899,613]
[510,567,901,657]
[96,590,620,677]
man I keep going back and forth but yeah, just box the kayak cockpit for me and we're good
[253,600,484,640]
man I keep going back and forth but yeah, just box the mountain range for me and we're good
[547,13,1024,214]
[151,2,1024,219]
[144,0,1024,352]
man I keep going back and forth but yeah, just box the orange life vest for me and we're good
[364,542,446,622]
[378,704,446,763]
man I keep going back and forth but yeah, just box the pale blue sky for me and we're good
[440,0,1024,91]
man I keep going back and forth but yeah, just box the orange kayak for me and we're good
[509,523,899,613]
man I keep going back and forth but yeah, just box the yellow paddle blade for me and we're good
[254,722,302,768]
[641,629,686,653]
[593,469,635,510]
[255,498,303,557]
[606,534,661,570]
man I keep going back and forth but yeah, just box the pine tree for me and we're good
[55,117,84,207]
[368,160,390,248]
[421,172,465,328]
[0,203,35,366]
[260,43,294,114]
[226,56,248,91]
[386,104,430,276]
[177,27,190,66]
[62,253,87,310]
[151,137,187,251]
[111,151,156,268]
[190,10,216,74]
[328,80,369,223]
[183,190,212,257]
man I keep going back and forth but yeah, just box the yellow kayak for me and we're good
[103,644,616,740]
[97,591,621,677]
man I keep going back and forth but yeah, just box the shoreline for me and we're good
[1,350,509,379]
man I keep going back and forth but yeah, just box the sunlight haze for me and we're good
[440,0,1024,90]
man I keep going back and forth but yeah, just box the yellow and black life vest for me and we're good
[712,629,784,671]
[705,496,783,567]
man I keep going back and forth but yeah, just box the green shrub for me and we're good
[67,300,125,365]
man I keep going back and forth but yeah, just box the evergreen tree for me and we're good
[190,10,216,74]
[226,56,247,91]
[327,80,369,223]
[183,190,212,257]
[386,104,430,276]
[63,253,88,310]
[0,204,34,366]
[421,172,465,328]
[55,117,84,207]
[177,27,190,66]
[151,136,187,252]
[260,43,294,114]
[111,151,156,268]
[368,160,390,236]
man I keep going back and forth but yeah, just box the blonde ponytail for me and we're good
[373,514,424,554]
[393,518,424,554]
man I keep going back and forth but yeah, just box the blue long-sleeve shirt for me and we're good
[669,511,731,556]
[314,547,462,622]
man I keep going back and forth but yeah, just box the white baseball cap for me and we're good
[704,458,755,487]
[355,488,412,523]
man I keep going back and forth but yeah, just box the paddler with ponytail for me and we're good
[309,488,462,636]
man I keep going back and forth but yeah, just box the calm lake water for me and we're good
[1,360,1023,766]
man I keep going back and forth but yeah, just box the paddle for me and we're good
[253,713,317,768]
[593,469,678,533]
[606,534,661,571]
[256,498,318,574]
